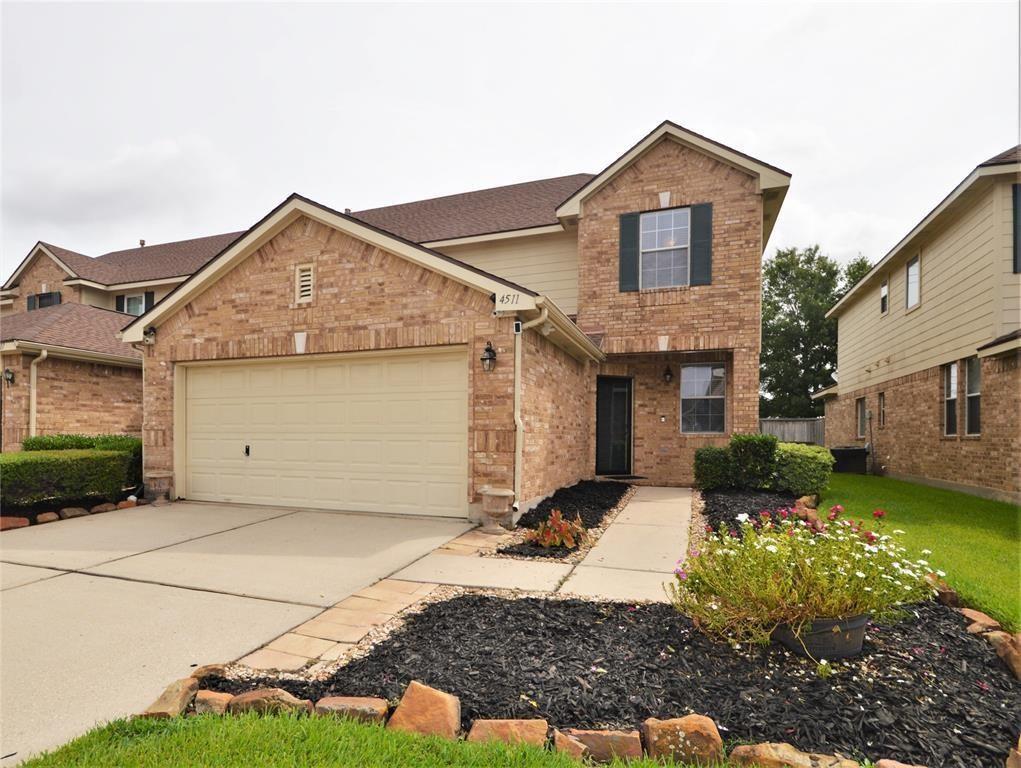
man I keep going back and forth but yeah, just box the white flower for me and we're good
[736,513,749,523]
[937,570,946,577]
[855,571,866,578]
[765,545,778,553]
[893,529,906,534]
[921,549,932,555]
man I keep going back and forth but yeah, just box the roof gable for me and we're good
[2,243,85,290]
[555,121,792,222]
[121,193,539,343]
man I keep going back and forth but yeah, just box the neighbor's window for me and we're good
[878,391,886,427]
[124,294,145,316]
[856,397,867,438]
[966,357,981,435]
[295,264,314,303]
[943,362,958,436]
[640,208,690,289]
[680,364,725,433]
[906,255,920,308]
[880,279,889,315]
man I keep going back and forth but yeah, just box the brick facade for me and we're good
[1,256,81,317]
[519,330,595,504]
[0,352,142,451]
[574,138,764,482]
[824,352,1021,502]
[141,215,518,506]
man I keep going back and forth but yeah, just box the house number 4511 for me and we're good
[496,292,522,307]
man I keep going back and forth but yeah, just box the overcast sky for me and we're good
[2,2,1017,281]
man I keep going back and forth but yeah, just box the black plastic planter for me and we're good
[772,614,869,659]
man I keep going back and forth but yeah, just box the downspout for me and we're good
[513,308,548,511]
[28,349,48,437]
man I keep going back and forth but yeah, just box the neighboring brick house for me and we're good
[8,121,792,519]
[817,146,1021,504]
[1,234,237,449]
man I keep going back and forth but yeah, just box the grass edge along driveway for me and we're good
[825,473,1020,631]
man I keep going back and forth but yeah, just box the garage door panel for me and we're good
[186,349,468,517]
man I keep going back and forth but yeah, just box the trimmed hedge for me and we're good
[0,449,131,507]
[729,433,778,489]
[693,433,834,496]
[773,442,835,497]
[693,446,734,491]
[21,434,142,486]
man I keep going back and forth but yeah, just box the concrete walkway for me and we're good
[389,486,692,602]
[559,486,691,601]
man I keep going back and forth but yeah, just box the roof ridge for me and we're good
[97,230,245,259]
[353,172,594,215]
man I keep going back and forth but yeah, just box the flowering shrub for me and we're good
[524,509,586,550]
[669,506,935,645]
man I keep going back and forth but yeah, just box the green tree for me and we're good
[760,245,853,418]
[840,253,873,296]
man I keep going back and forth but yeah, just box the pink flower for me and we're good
[779,509,789,519]
[729,529,739,538]
[675,569,688,580]
[829,504,844,517]
[873,509,886,519]
[864,531,878,544]
[760,511,772,519]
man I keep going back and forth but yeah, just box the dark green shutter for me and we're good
[619,212,640,292]
[115,295,125,312]
[144,291,155,311]
[690,203,713,285]
[27,295,36,311]
[1013,184,1020,274]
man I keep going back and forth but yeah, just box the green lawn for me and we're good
[825,473,1021,630]
[21,715,717,768]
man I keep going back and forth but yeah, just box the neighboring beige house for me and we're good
[4,121,792,520]
[817,146,1020,503]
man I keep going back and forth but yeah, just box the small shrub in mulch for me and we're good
[701,488,797,534]
[514,480,630,530]
[205,596,1020,768]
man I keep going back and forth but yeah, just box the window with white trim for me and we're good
[295,264,314,303]
[880,279,888,315]
[965,357,981,435]
[906,255,920,308]
[943,362,958,436]
[640,208,690,289]
[856,397,867,438]
[125,294,145,316]
[680,364,725,433]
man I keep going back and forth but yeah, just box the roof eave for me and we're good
[827,161,1021,319]
[0,340,142,368]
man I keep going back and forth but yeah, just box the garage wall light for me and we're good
[142,326,157,345]
[662,366,673,384]
[480,341,497,372]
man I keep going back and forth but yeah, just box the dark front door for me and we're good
[596,376,632,475]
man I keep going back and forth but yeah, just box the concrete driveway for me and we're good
[0,502,470,764]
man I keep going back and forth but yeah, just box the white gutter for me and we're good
[28,349,48,437]
[0,340,142,368]
[513,307,549,509]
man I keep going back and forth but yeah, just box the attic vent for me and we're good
[295,264,314,303]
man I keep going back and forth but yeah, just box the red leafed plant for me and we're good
[524,509,587,550]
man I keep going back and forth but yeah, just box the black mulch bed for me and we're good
[206,597,1021,768]
[701,489,798,534]
[496,541,574,559]
[514,480,631,530]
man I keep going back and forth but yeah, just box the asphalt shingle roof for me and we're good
[1,303,141,360]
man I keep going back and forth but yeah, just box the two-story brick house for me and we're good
[6,121,791,519]
[817,146,1020,504]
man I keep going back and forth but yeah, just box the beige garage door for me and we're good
[184,348,469,518]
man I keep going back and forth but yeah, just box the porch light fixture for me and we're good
[142,326,157,345]
[480,341,497,372]
[2,368,14,386]
[662,366,674,384]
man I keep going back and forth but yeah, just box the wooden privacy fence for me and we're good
[759,417,826,445]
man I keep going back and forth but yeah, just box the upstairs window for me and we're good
[966,357,981,435]
[125,294,145,316]
[640,208,690,289]
[295,264,314,303]
[943,362,958,436]
[115,292,153,316]
[27,291,61,311]
[880,279,889,315]
[680,364,725,433]
[906,255,920,308]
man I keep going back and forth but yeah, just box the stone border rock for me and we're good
[140,674,968,767]
[0,497,146,532]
